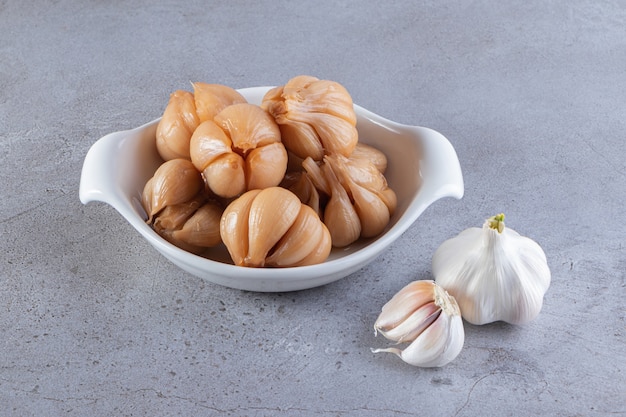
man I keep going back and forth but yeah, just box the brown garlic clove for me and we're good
[192,82,247,123]
[262,75,358,161]
[265,204,327,267]
[284,171,323,218]
[244,142,288,191]
[142,158,203,222]
[152,193,205,232]
[321,162,361,248]
[291,224,332,267]
[220,189,261,266]
[346,179,391,238]
[245,187,301,267]
[171,200,223,248]
[350,143,388,174]
[214,103,282,153]
[156,90,199,161]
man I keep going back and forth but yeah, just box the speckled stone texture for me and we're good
[1,1,624,416]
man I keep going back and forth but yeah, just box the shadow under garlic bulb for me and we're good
[220,187,332,268]
[261,75,358,161]
[192,82,247,123]
[190,103,288,199]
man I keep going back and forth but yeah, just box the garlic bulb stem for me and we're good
[486,213,505,233]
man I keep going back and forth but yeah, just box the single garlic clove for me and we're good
[302,157,330,196]
[244,142,288,191]
[374,310,464,368]
[373,280,464,367]
[284,110,358,158]
[244,187,301,267]
[141,177,155,221]
[214,103,281,153]
[291,225,332,267]
[220,189,261,266]
[277,121,325,162]
[156,90,199,161]
[374,280,439,335]
[189,120,233,172]
[350,143,388,174]
[321,162,361,247]
[152,194,205,232]
[265,205,326,267]
[376,302,440,344]
[145,159,203,221]
[202,153,246,199]
[171,200,223,248]
[285,172,323,218]
[192,82,247,123]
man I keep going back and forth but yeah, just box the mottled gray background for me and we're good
[1,1,624,416]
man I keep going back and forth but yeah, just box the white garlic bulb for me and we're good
[372,280,464,367]
[433,214,551,325]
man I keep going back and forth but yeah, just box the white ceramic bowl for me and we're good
[79,86,463,292]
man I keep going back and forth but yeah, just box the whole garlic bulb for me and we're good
[373,280,464,367]
[220,187,331,268]
[433,214,551,325]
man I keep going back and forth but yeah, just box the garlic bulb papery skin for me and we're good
[432,214,551,325]
[372,280,464,367]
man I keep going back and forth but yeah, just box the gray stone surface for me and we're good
[1,1,624,416]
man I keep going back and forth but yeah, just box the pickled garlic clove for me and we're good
[220,189,261,266]
[245,187,301,267]
[192,82,247,123]
[156,90,199,161]
[189,120,233,171]
[283,171,323,218]
[291,224,332,267]
[244,142,288,191]
[143,159,203,222]
[152,194,205,232]
[265,204,328,267]
[171,200,223,248]
[345,179,390,238]
[262,75,358,161]
[214,103,282,153]
[321,162,361,248]
[277,121,324,162]
[203,153,246,198]
[301,157,330,196]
